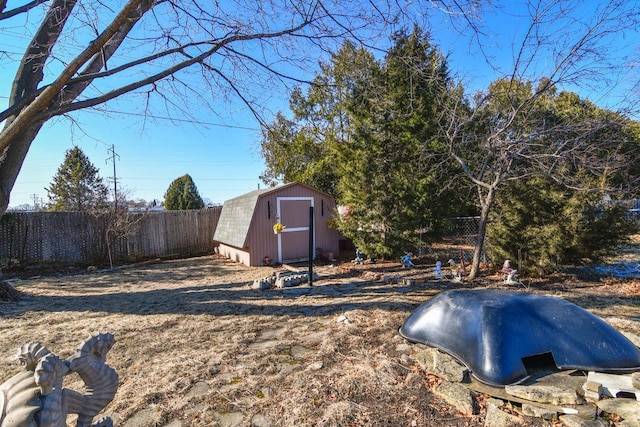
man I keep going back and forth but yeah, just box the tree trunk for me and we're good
[0,120,45,215]
[468,184,496,280]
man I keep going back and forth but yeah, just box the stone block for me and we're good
[434,381,476,415]
[582,380,602,402]
[252,278,271,290]
[432,349,468,383]
[632,372,640,390]
[520,403,557,421]
[410,348,436,372]
[484,401,523,426]
[558,415,608,427]
[504,385,584,405]
[587,371,640,400]
[410,347,467,382]
[597,398,640,421]
[505,384,583,405]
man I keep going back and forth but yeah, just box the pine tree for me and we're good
[338,28,461,258]
[260,32,467,258]
[164,174,205,210]
[45,147,109,212]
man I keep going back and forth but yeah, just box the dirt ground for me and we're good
[0,237,638,427]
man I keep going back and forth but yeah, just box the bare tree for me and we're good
[0,0,492,218]
[437,0,640,279]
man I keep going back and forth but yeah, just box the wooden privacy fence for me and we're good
[0,208,221,267]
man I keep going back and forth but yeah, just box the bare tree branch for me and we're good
[1,0,148,154]
[0,0,47,20]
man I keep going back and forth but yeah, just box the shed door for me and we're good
[277,197,314,263]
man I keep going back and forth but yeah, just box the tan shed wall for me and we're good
[246,185,341,266]
[218,183,342,267]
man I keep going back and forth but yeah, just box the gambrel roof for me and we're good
[213,187,270,248]
[213,182,331,249]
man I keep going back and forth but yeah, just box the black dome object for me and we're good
[399,289,640,386]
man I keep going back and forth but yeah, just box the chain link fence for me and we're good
[418,216,487,266]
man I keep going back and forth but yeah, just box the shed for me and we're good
[213,182,342,266]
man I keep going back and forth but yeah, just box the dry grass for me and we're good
[1,239,639,426]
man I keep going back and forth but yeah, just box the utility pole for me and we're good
[106,144,120,210]
[31,193,39,211]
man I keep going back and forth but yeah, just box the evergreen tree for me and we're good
[45,147,109,212]
[261,31,466,258]
[484,89,640,274]
[488,176,637,275]
[164,174,205,210]
[260,41,375,197]
[338,28,462,257]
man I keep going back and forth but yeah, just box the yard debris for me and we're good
[587,372,640,400]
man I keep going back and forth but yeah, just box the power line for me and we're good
[85,109,261,130]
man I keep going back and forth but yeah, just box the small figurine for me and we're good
[502,259,519,284]
[448,259,463,283]
[401,252,415,269]
[434,260,443,279]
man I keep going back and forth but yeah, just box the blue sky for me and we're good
[5,99,267,207]
[2,1,638,208]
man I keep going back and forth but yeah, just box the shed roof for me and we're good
[213,182,332,248]
[213,187,269,248]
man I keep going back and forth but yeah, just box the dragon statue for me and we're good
[0,333,119,427]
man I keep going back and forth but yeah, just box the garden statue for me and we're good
[0,333,119,427]
[401,252,415,269]
[502,259,519,284]
[448,259,463,283]
[433,261,443,279]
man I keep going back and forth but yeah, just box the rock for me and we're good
[291,345,313,360]
[123,407,163,427]
[336,314,352,324]
[396,343,412,352]
[216,411,244,427]
[410,348,468,383]
[558,415,608,427]
[186,381,210,398]
[433,381,476,415]
[484,401,523,426]
[251,413,273,427]
[275,277,291,288]
[410,348,434,371]
[632,372,640,389]
[597,398,640,421]
[520,403,557,420]
[582,381,602,401]
[306,361,323,371]
[505,384,584,405]
[432,350,467,382]
[588,371,640,400]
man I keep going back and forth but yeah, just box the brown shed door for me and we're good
[277,197,314,263]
